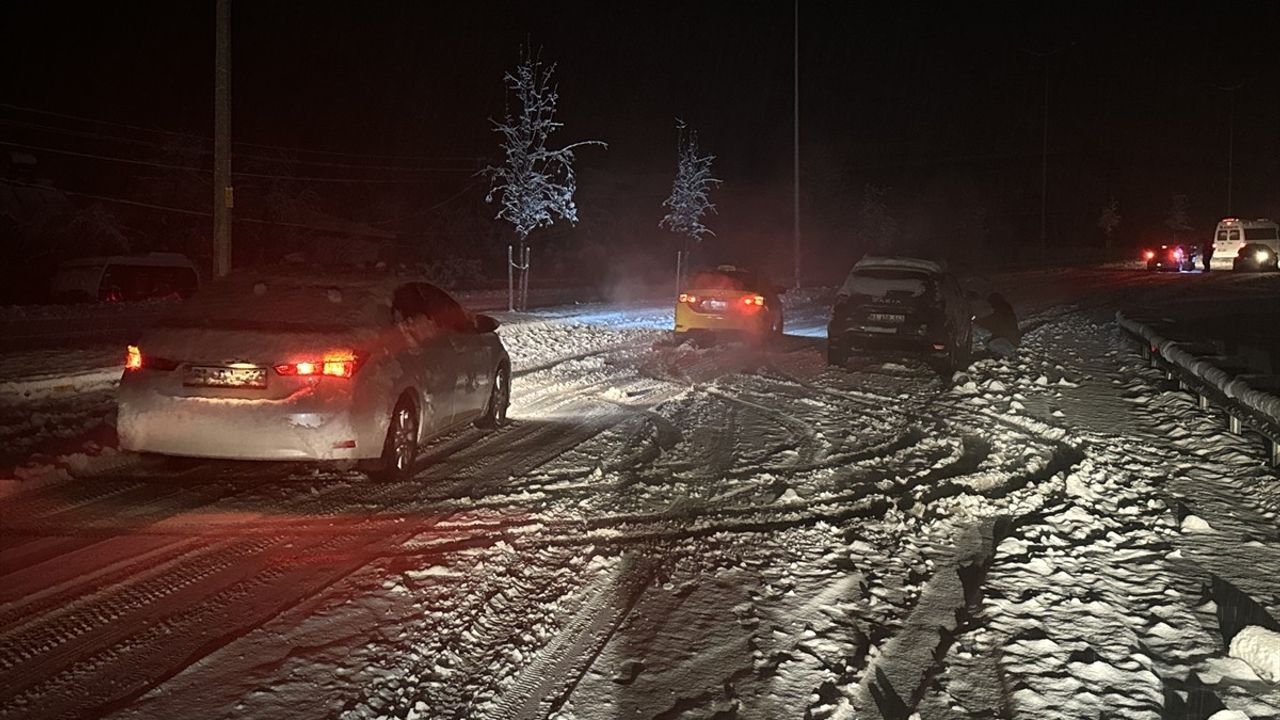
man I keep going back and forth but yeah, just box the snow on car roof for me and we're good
[852,256,947,274]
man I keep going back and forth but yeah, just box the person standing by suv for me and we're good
[975,292,1019,358]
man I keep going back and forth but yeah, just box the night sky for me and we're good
[4,1,1279,281]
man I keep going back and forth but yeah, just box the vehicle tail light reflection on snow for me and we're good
[274,351,363,378]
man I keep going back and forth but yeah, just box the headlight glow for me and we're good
[1256,249,1271,263]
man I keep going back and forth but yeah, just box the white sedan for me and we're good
[117,271,510,479]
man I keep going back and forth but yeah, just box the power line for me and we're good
[0,139,200,173]
[0,117,482,173]
[0,140,471,183]
[0,102,480,164]
[0,178,481,236]
[369,179,485,226]
[0,179,396,238]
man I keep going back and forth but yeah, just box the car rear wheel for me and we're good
[475,365,510,429]
[374,396,419,481]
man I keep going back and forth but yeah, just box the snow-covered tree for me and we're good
[660,120,721,253]
[1097,197,1121,248]
[1165,193,1192,232]
[483,49,604,309]
[859,184,897,253]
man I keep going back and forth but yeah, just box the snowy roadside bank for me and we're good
[910,310,1280,719]
[1116,311,1280,464]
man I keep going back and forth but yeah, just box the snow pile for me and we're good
[1230,626,1280,683]
[1180,514,1215,532]
[1116,311,1280,426]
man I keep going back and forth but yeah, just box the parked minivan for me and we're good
[51,253,199,303]
[1212,218,1279,268]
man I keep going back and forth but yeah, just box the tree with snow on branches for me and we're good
[1097,197,1121,249]
[483,49,604,310]
[661,120,721,254]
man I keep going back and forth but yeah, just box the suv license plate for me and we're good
[184,366,267,388]
[867,313,905,323]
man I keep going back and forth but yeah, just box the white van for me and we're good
[51,253,200,303]
[1213,218,1279,267]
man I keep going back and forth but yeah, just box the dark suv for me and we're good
[1231,243,1278,272]
[827,257,972,374]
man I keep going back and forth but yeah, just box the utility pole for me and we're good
[1210,81,1244,216]
[1021,41,1073,266]
[1039,65,1048,261]
[1227,90,1234,215]
[1222,84,1242,215]
[213,0,232,278]
[792,0,801,289]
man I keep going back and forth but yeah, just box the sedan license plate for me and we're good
[184,365,267,389]
[867,312,905,324]
[704,299,727,311]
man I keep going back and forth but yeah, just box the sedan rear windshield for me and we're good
[159,279,390,331]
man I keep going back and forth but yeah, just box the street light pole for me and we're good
[1022,41,1073,267]
[1211,81,1244,217]
[1227,89,1235,215]
[792,0,801,289]
[1039,64,1048,261]
[213,0,232,278]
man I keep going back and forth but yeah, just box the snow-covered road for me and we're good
[0,269,1278,719]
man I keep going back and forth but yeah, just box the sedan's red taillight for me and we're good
[275,351,364,379]
[740,294,765,311]
[125,345,179,371]
[678,293,698,304]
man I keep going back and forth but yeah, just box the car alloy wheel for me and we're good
[380,399,419,479]
[476,367,510,429]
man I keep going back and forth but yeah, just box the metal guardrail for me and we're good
[1117,312,1280,467]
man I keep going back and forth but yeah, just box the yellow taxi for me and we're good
[674,266,784,344]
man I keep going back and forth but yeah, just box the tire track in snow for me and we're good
[0,327,694,718]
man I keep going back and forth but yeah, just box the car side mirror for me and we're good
[474,314,500,333]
